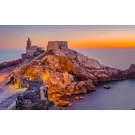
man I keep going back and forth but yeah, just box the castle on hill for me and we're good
[47,41,68,51]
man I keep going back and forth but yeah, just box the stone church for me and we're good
[22,38,44,59]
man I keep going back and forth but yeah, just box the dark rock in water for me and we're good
[75,96,84,100]
[56,100,71,107]
[103,85,111,89]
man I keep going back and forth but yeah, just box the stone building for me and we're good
[26,38,39,57]
[47,41,68,51]
[22,38,45,59]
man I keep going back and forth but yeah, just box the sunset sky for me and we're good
[1,25,135,49]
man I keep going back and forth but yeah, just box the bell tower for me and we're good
[26,37,31,50]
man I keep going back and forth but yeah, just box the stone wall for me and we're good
[26,49,37,57]
[21,53,27,60]
[47,41,68,51]
[16,80,57,110]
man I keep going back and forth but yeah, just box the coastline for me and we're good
[1,43,135,109]
[1,63,134,110]
[0,59,22,71]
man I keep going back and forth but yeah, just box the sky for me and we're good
[1,25,135,49]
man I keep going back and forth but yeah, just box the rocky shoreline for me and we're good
[0,59,22,70]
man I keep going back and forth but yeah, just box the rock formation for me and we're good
[12,41,135,109]
[104,64,135,80]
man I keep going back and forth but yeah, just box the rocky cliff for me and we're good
[13,44,135,108]
[104,63,135,81]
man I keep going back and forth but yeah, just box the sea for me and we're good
[0,50,25,63]
[1,49,135,110]
[66,79,135,110]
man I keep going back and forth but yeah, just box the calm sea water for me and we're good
[66,79,135,110]
[0,50,25,63]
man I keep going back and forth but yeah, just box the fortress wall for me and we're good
[47,41,68,51]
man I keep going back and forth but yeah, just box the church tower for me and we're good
[26,37,31,50]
